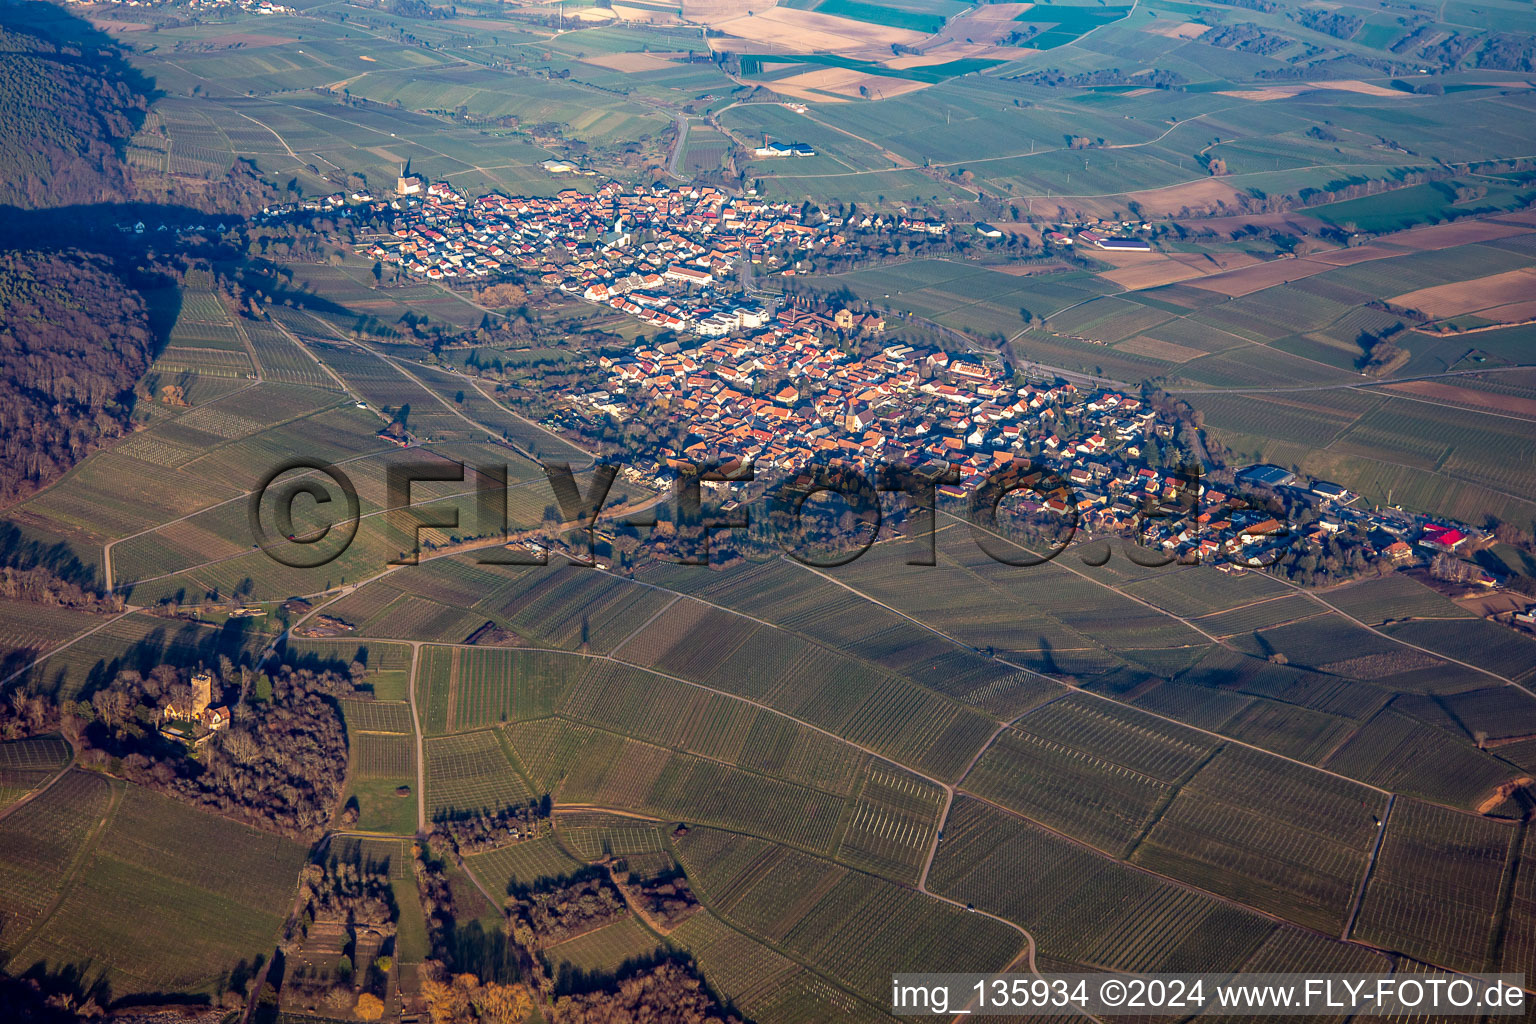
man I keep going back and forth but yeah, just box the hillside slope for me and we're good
[0,3,149,209]
[0,250,153,507]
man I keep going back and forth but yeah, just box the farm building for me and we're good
[753,141,816,157]
[1236,464,1296,488]
[1421,526,1469,552]
[1094,237,1152,251]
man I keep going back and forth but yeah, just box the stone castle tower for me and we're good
[189,670,213,717]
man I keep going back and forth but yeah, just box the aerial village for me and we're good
[327,175,1523,616]
[570,330,1316,568]
[353,173,849,336]
[561,323,1513,595]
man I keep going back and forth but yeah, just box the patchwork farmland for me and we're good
[6,0,1536,1013]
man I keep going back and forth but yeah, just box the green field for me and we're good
[811,0,948,34]
[465,835,585,895]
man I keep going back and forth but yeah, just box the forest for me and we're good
[0,3,149,210]
[0,250,154,507]
[0,565,123,612]
[74,663,354,838]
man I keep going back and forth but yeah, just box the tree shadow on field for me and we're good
[548,947,747,1021]
[237,264,361,323]
[282,642,364,677]
[447,919,521,986]
[23,617,265,700]
[2,951,115,1018]
[0,524,101,591]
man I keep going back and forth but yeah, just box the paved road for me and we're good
[406,641,426,833]
[667,114,689,179]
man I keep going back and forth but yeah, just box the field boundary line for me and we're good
[952,785,1408,966]
[607,593,682,657]
[263,316,385,410]
[0,609,139,688]
[0,742,77,822]
[490,725,540,798]
[828,756,873,857]
[444,647,461,733]
[660,809,1052,1023]
[1120,740,1226,863]
[543,712,848,818]
[587,561,1007,735]
[600,861,683,938]
[1487,816,1528,973]
[7,774,123,957]
[102,438,407,591]
[1270,573,1530,693]
[294,307,597,465]
[110,442,558,592]
[229,313,264,379]
[352,635,960,824]
[1167,361,1536,396]
[1342,793,1395,941]
[1362,381,1536,425]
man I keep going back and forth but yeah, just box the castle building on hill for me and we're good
[160,670,230,745]
[163,670,213,722]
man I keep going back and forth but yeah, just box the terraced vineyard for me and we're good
[1132,747,1386,933]
[424,730,533,820]
[10,0,1536,1012]
[0,777,306,997]
[1353,799,1515,973]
